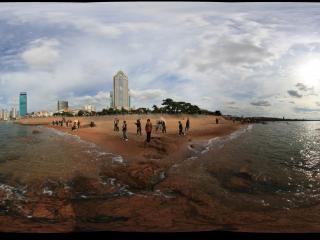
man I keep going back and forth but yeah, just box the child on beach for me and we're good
[216,118,219,124]
[155,120,162,132]
[145,119,152,143]
[135,119,142,135]
[122,120,128,141]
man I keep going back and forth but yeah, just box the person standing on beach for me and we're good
[135,119,142,135]
[145,119,152,143]
[162,120,166,133]
[114,118,120,131]
[77,120,80,129]
[216,118,219,124]
[114,118,117,131]
[185,118,190,132]
[178,121,184,135]
[122,120,128,141]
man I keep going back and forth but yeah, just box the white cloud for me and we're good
[129,89,166,101]
[0,3,320,118]
[21,38,60,69]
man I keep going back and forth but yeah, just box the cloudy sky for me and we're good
[0,2,320,118]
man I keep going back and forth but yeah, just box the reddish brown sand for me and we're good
[1,115,320,232]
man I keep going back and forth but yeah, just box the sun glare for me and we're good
[296,58,320,87]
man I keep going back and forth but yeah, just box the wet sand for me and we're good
[2,115,320,232]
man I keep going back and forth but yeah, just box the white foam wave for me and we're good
[187,124,253,159]
[112,156,124,164]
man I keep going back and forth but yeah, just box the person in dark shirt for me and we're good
[122,120,128,141]
[185,118,190,132]
[178,121,184,135]
[135,119,142,135]
[162,121,166,133]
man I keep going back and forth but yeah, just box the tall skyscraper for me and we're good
[19,92,27,117]
[111,70,129,110]
[57,101,68,112]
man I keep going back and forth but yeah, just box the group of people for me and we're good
[155,120,166,133]
[114,117,191,143]
[115,118,153,142]
[52,118,80,130]
[178,118,190,136]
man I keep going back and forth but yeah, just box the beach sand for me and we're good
[19,115,241,169]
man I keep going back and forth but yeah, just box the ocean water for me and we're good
[0,121,123,184]
[186,121,320,211]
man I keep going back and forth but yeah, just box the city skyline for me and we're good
[0,3,320,118]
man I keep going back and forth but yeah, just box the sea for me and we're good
[0,121,124,183]
[181,121,320,211]
[0,120,320,212]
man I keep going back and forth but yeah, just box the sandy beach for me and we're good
[19,115,241,170]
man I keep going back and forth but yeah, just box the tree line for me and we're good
[53,98,221,116]
[98,98,221,116]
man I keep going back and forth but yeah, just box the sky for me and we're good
[0,2,320,118]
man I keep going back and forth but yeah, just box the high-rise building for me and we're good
[10,107,17,119]
[84,104,96,113]
[1,109,9,121]
[19,92,27,117]
[111,70,129,110]
[57,101,68,112]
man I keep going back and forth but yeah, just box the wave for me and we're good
[187,124,253,159]
[46,127,126,165]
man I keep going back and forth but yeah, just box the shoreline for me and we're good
[18,115,243,166]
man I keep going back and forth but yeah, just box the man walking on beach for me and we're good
[162,120,166,133]
[114,117,119,131]
[122,120,128,141]
[178,121,184,135]
[145,119,152,143]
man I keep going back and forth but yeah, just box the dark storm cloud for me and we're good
[287,90,302,98]
[294,107,320,113]
[296,82,309,91]
[250,100,271,106]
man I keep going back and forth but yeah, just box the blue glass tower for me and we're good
[19,92,27,116]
